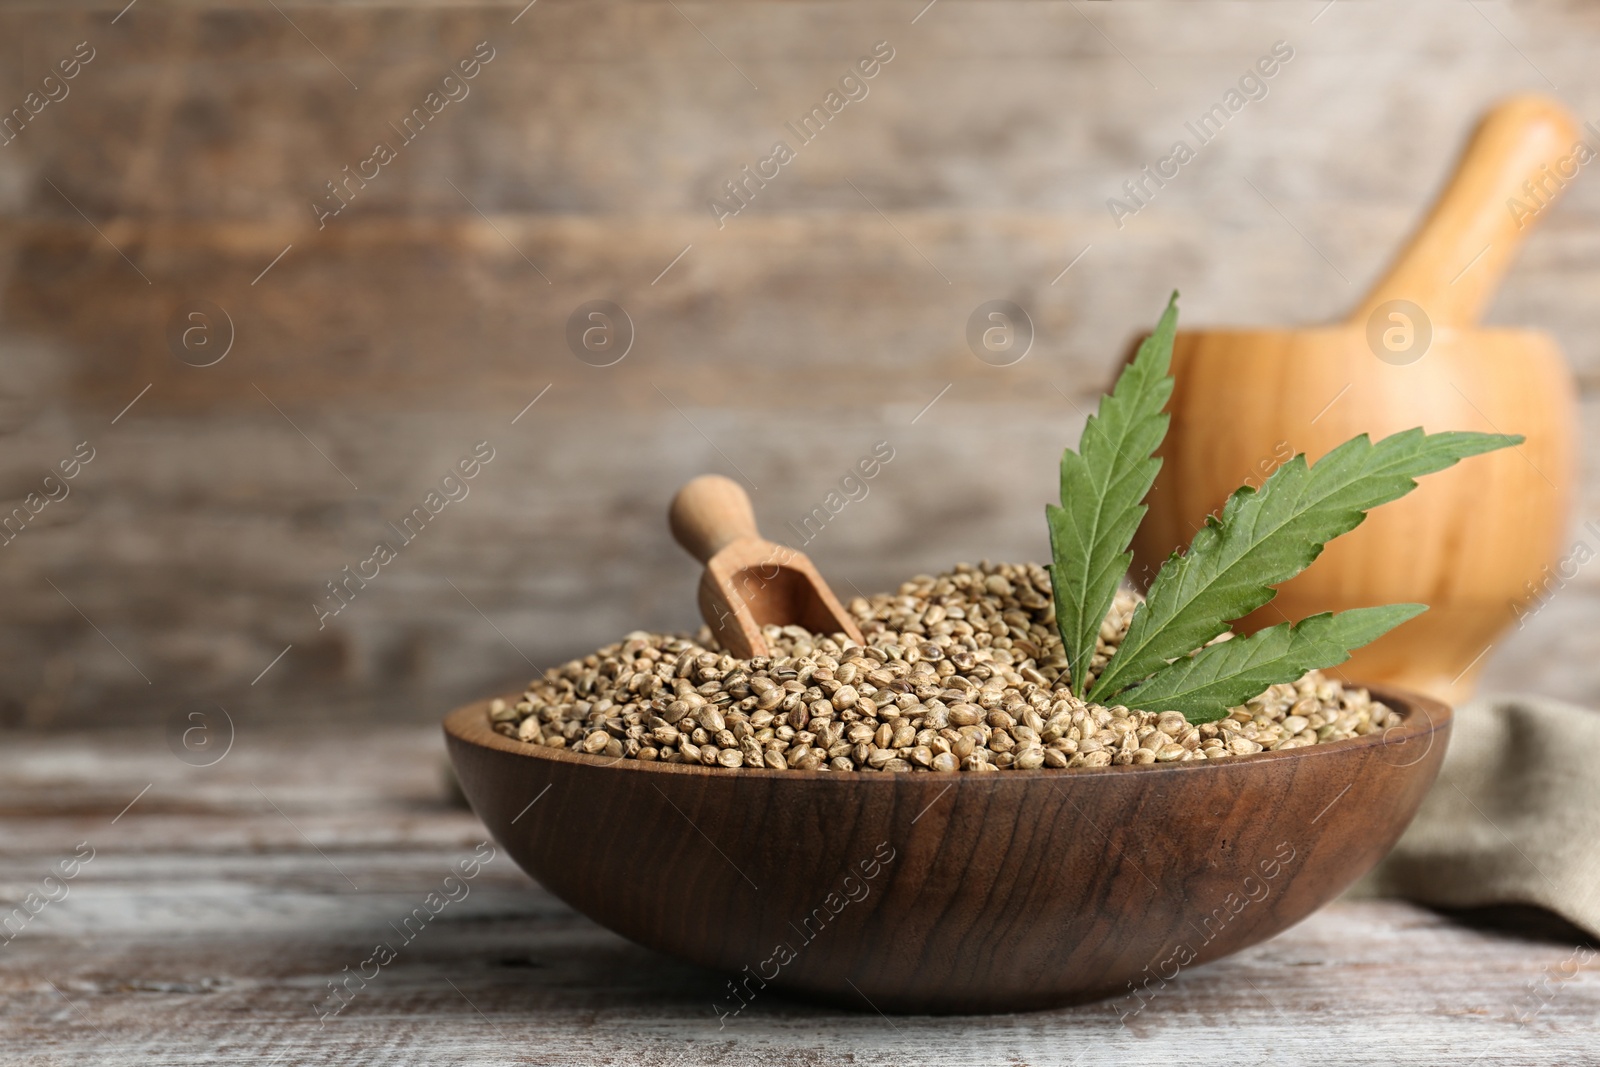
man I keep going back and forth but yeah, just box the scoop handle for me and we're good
[670,475,760,564]
[1346,94,1581,329]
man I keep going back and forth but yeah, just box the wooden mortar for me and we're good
[1132,95,1581,705]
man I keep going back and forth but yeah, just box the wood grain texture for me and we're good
[444,685,1450,1013]
[1,0,1600,728]
[3,720,1597,1064]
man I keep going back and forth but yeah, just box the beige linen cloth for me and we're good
[1366,693,1600,939]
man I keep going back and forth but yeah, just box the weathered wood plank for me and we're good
[1,0,1599,729]
[3,896,1595,1066]
[8,212,1600,413]
[1,724,1596,1065]
[0,394,1596,726]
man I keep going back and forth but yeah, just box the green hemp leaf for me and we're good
[1048,295,1523,722]
[1119,605,1428,722]
[1089,428,1520,709]
[1047,292,1177,697]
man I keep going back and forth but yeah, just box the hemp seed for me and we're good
[492,561,1396,773]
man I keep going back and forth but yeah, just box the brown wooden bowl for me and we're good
[443,685,1448,1014]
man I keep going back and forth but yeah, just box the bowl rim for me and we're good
[443,683,1450,782]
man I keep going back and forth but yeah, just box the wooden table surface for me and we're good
[3,721,1596,1066]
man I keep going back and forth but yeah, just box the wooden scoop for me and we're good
[669,475,865,659]
[1133,95,1581,705]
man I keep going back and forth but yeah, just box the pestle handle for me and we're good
[669,474,760,564]
[1346,94,1581,329]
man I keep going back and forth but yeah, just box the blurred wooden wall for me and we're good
[2,0,1598,728]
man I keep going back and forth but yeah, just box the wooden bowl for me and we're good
[444,684,1449,1014]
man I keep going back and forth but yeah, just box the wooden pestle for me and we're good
[1348,93,1582,328]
